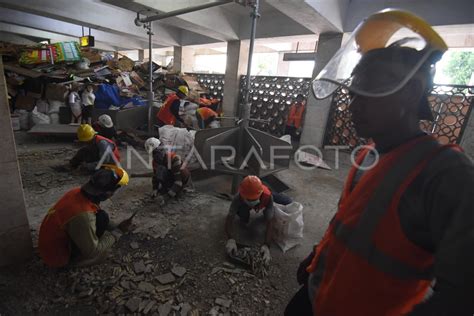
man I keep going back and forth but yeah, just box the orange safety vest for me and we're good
[95,135,120,162]
[286,103,305,129]
[38,188,98,267]
[253,185,272,212]
[306,135,461,316]
[196,107,217,121]
[157,94,180,125]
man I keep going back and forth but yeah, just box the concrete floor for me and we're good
[2,131,352,314]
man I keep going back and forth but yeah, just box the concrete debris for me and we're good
[143,300,156,315]
[130,241,139,249]
[156,273,176,285]
[138,281,155,293]
[215,298,232,308]
[133,260,147,274]
[158,302,172,316]
[209,306,219,316]
[78,288,93,298]
[125,297,141,313]
[180,303,192,316]
[171,266,187,278]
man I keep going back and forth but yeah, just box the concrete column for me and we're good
[222,40,249,126]
[300,33,343,147]
[0,57,33,266]
[173,46,182,72]
[138,49,145,62]
[276,52,290,76]
[460,107,474,159]
[173,46,194,73]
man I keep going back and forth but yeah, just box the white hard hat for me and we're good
[98,114,114,128]
[144,137,161,154]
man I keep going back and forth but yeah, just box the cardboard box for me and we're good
[15,95,36,111]
[45,83,68,101]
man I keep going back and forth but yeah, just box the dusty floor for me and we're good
[0,132,350,316]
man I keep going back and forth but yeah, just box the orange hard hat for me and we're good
[239,176,264,200]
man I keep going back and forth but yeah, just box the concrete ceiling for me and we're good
[0,0,472,51]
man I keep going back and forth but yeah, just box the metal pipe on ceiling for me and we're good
[138,0,234,23]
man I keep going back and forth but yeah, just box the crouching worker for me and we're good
[145,138,190,205]
[92,114,118,141]
[70,124,120,172]
[225,175,292,265]
[196,107,219,129]
[38,166,130,268]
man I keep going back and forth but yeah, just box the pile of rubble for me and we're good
[1,40,211,131]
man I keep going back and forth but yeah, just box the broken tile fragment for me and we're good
[156,273,176,285]
[171,266,187,278]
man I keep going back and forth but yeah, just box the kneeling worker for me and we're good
[145,139,190,205]
[196,107,219,129]
[38,166,130,267]
[225,175,292,265]
[70,124,120,172]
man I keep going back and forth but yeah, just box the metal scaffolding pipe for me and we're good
[147,23,154,134]
[139,0,233,23]
[231,0,260,194]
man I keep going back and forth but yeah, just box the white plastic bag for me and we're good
[272,202,304,252]
[159,125,196,164]
[31,107,51,125]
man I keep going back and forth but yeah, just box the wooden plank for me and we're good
[3,63,42,78]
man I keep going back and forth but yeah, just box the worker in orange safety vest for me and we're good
[285,9,474,316]
[284,94,306,142]
[38,166,131,267]
[70,124,120,172]
[156,85,189,127]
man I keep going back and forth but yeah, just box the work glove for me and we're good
[225,239,237,256]
[297,250,315,285]
[260,244,271,265]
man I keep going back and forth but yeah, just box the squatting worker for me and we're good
[70,124,120,172]
[144,138,190,206]
[156,85,189,127]
[225,176,293,265]
[38,166,131,267]
[285,9,474,316]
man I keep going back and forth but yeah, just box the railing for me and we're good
[323,84,474,149]
[239,75,312,136]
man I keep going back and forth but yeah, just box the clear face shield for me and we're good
[312,9,447,100]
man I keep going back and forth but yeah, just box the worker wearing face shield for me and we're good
[285,9,474,316]
[225,176,293,266]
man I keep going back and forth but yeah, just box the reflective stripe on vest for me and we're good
[306,136,460,315]
[95,135,120,162]
[157,94,179,125]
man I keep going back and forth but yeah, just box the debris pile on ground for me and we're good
[2,40,219,132]
[232,246,269,278]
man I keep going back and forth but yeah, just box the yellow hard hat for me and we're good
[312,9,448,100]
[177,85,189,96]
[102,164,129,186]
[77,124,96,142]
